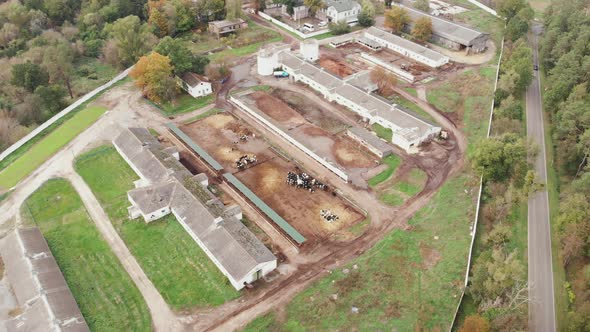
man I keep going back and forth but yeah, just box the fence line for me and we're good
[448,36,505,331]
[0,67,132,163]
[359,53,416,82]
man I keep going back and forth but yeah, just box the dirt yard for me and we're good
[180,113,365,243]
[244,90,377,171]
[319,55,355,77]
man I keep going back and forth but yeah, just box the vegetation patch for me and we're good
[22,178,151,331]
[75,146,240,309]
[368,154,401,187]
[183,108,223,124]
[371,123,392,142]
[157,93,214,116]
[0,106,107,190]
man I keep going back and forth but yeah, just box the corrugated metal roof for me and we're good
[223,173,306,245]
[365,27,448,63]
[166,123,224,171]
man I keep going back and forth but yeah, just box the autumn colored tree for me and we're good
[384,7,410,34]
[459,315,490,332]
[304,0,325,16]
[130,52,176,104]
[370,67,397,97]
[412,17,432,42]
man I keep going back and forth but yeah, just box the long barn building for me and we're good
[113,128,277,290]
[394,4,489,54]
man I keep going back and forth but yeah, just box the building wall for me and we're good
[346,131,391,158]
[187,82,212,98]
[323,4,361,23]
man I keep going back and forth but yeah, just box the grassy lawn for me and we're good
[379,192,405,206]
[75,146,241,310]
[393,168,427,196]
[243,175,475,331]
[371,123,392,141]
[403,86,418,97]
[183,108,223,124]
[0,106,107,190]
[390,93,436,123]
[72,57,119,96]
[368,154,401,187]
[427,67,495,155]
[22,178,151,331]
[157,93,214,116]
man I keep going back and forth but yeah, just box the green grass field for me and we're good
[390,94,436,123]
[243,175,475,331]
[371,123,393,142]
[75,146,240,310]
[22,178,151,331]
[158,93,214,116]
[368,154,401,187]
[0,106,107,190]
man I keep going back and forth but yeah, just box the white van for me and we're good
[303,23,314,32]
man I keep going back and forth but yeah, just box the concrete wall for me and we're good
[359,53,415,82]
[230,94,349,182]
[258,12,330,39]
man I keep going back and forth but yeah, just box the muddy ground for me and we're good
[246,90,379,170]
[180,113,365,243]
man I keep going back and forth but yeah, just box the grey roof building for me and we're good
[395,4,489,54]
[347,127,394,158]
[1,228,89,332]
[113,128,277,290]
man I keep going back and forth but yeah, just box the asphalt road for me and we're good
[527,24,556,332]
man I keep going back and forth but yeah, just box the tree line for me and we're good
[0,0,231,152]
[539,0,590,329]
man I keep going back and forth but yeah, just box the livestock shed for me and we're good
[113,127,277,290]
[364,27,449,68]
[1,228,89,332]
[394,4,489,54]
[347,127,393,158]
[277,50,440,151]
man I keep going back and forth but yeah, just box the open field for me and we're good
[368,154,401,187]
[374,164,427,206]
[243,174,476,330]
[0,106,107,190]
[75,146,240,310]
[180,113,365,242]
[242,90,377,170]
[21,178,151,331]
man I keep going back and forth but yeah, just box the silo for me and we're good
[257,49,274,76]
[300,39,319,62]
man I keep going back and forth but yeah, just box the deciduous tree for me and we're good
[370,67,397,97]
[414,0,430,12]
[411,17,432,42]
[155,36,210,74]
[384,7,409,34]
[104,15,156,66]
[130,52,176,104]
[11,61,49,92]
[459,315,490,332]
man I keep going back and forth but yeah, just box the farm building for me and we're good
[208,19,248,38]
[364,27,449,68]
[394,4,489,54]
[317,0,362,24]
[270,50,440,151]
[178,72,212,98]
[347,127,393,158]
[1,228,89,332]
[113,128,277,290]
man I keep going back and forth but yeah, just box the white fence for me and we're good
[0,67,132,162]
[230,94,349,182]
[258,11,330,39]
[360,53,415,82]
[448,37,505,331]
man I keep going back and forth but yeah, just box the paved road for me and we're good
[527,24,556,332]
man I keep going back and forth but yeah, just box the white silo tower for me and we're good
[257,49,274,76]
[300,39,319,62]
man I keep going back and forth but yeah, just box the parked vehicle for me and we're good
[318,21,328,27]
[303,23,315,32]
[273,71,289,78]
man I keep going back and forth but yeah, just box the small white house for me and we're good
[179,72,212,98]
[318,0,361,24]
